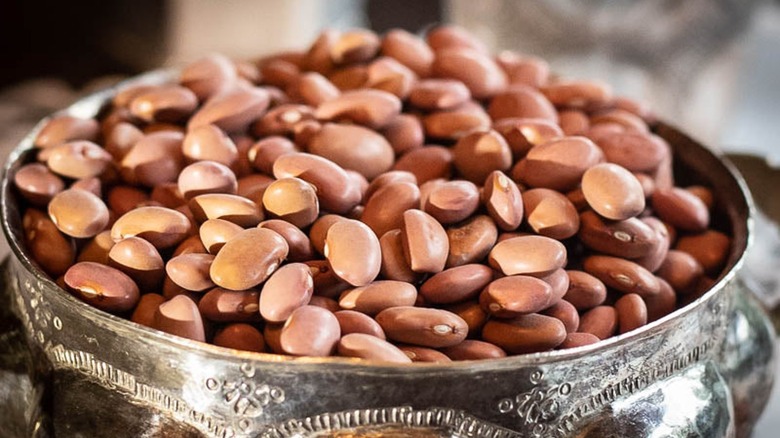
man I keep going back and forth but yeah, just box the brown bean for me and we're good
[646,277,678,322]
[329,29,380,65]
[129,85,198,123]
[446,215,498,268]
[258,219,315,262]
[685,185,715,211]
[377,115,422,156]
[131,293,165,328]
[14,163,65,206]
[35,115,100,148]
[70,177,102,198]
[421,180,477,225]
[45,141,113,180]
[177,160,237,200]
[452,130,512,184]
[246,136,298,176]
[107,185,149,216]
[583,255,660,297]
[315,89,401,129]
[657,250,705,295]
[515,136,604,192]
[251,104,316,138]
[378,229,421,283]
[652,187,710,232]
[539,268,570,305]
[363,170,416,203]
[327,64,368,91]
[273,152,361,214]
[120,131,184,187]
[339,280,417,315]
[188,84,270,134]
[440,340,507,361]
[279,305,340,357]
[182,124,238,166]
[153,295,206,342]
[337,333,412,363]
[48,189,109,238]
[542,300,580,333]
[492,118,563,159]
[393,146,453,184]
[488,85,558,122]
[540,80,611,107]
[480,275,552,318]
[675,230,731,276]
[427,25,488,53]
[482,170,524,231]
[482,314,566,354]
[364,56,416,99]
[523,188,580,240]
[558,332,601,349]
[180,54,238,100]
[259,263,314,323]
[401,209,449,274]
[334,310,386,340]
[634,216,671,272]
[614,293,648,334]
[77,230,115,265]
[188,193,263,227]
[419,264,493,304]
[581,163,646,220]
[578,305,618,340]
[198,288,261,322]
[496,51,550,88]
[64,261,140,313]
[213,323,265,353]
[445,300,488,337]
[308,123,395,179]
[422,103,491,140]
[166,253,215,292]
[23,208,76,276]
[324,219,381,287]
[198,218,242,254]
[376,306,468,348]
[397,345,452,363]
[432,48,507,99]
[590,108,649,133]
[578,211,658,259]
[563,270,607,311]
[288,72,339,106]
[210,227,288,290]
[380,29,434,77]
[593,132,668,173]
[172,234,208,257]
[488,235,567,277]
[409,79,470,111]
[261,177,319,228]
[108,236,165,291]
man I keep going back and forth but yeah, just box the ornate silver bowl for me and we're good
[0,73,776,438]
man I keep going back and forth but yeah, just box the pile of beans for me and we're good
[14,26,732,363]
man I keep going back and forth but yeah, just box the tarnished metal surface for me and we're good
[0,72,776,438]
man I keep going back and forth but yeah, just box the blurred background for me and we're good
[0,0,779,434]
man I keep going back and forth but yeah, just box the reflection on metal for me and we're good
[0,72,777,437]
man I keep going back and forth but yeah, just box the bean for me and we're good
[540,80,611,107]
[120,131,184,187]
[77,230,115,265]
[420,264,493,304]
[199,288,261,322]
[652,187,710,232]
[488,85,558,122]
[129,85,198,123]
[440,340,507,361]
[166,253,215,292]
[261,177,319,228]
[444,300,488,337]
[327,65,368,91]
[252,104,316,138]
[210,227,288,290]
[131,293,165,328]
[64,261,140,313]
[188,193,263,227]
[542,300,580,333]
[492,118,562,159]
[337,333,411,363]
[539,268,570,305]
[273,152,361,214]
[453,130,512,185]
[578,306,618,340]
[583,255,660,297]
[378,229,421,283]
[522,188,580,240]
[334,310,386,340]
[422,102,492,140]
[45,141,113,180]
[258,219,315,262]
[259,263,314,322]
[422,180,478,225]
[309,123,395,180]
[578,211,658,259]
[515,136,604,192]
[380,29,434,77]
[172,234,208,257]
[364,56,416,99]
[279,305,340,357]
[324,219,381,286]
[581,163,646,220]
[427,25,488,53]
[289,72,339,106]
[23,208,76,276]
[48,189,109,238]
[675,230,731,276]
[563,270,607,311]
[409,79,471,111]
[198,218,242,254]
[686,185,715,211]
[35,115,100,148]
[558,110,590,136]
[14,163,65,206]
[401,209,449,274]
[482,314,566,354]
[330,29,380,65]
[153,295,206,342]
[635,217,671,272]
[339,280,417,315]
[482,170,524,231]
[496,51,550,88]
[177,160,238,201]
[188,84,270,134]
[480,275,552,318]
[111,206,192,249]
[108,236,165,291]
[590,108,649,133]
[315,89,401,129]
[432,48,507,99]
[213,323,266,353]
[180,54,237,100]
[397,345,452,363]
[446,215,498,268]
[614,293,648,334]
[592,132,668,173]
[376,306,468,348]
[393,146,453,184]
[657,250,705,295]
[489,235,567,277]
[380,114,424,156]
[558,332,601,349]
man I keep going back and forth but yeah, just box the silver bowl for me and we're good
[0,72,776,438]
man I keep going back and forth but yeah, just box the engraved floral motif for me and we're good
[22,278,62,344]
[206,363,285,418]
[497,370,572,437]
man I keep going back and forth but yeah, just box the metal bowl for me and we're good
[0,72,775,438]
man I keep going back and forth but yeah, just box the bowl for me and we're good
[0,71,775,438]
